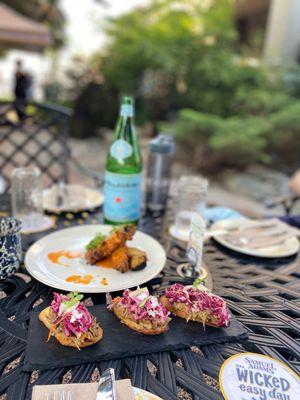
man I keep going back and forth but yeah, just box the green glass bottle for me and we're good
[103,96,143,225]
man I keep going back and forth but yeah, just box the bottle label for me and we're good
[104,172,142,222]
[110,139,133,161]
[120,104,133,117]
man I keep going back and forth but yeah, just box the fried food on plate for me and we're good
[109,246,130,273]
[85,225,136,265]
[39,291,103,349]
[160,279,231,328]
[128,247,147,271]
[109,288,171,335]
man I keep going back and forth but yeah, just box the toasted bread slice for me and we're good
[111,297,169,335]
[160,295,222,328]
[39,307,103,348]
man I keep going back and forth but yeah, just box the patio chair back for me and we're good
[0,101,71,192]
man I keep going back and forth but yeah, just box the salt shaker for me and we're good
[146,134,174,212]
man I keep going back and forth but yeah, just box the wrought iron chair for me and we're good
[0,101,71,192]
[0,101,104,194]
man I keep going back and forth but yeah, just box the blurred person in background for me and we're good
[13,60,31,122]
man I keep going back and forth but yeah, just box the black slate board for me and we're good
[24,305,248,371]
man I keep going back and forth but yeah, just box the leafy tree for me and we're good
[2,0,66,49]
[100,0,267,121]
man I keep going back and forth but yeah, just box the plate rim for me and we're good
[42,185,104,213]
[211,218,300,258]
[24,224,166,293]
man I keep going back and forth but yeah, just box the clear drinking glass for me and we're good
[11,167,44,232]
[174,175,208,241]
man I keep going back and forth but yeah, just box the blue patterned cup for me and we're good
[0,217,22,280]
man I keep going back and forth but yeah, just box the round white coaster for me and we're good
[219,352,300,400]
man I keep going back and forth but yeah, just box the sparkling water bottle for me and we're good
[104,96,143,224]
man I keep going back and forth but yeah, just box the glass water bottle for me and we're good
[146,134,174,212]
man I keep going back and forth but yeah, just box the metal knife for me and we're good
[96,368,116,400]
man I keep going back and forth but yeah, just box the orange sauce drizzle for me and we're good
[48,250,82,266]
[95,255,115,269]
[65,274,93,284]
[101,277,108,286]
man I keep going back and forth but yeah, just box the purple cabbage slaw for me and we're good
[51,292,93,337]
[164,283,230,327]
[119,288,170,322]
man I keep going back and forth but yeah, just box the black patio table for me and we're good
[0,194,299,400]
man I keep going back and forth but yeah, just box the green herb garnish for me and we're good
[193,277,205,288]
[139,298,148,308]
[111,224,126,233]
[63,291,84,309]
[86,233,106,251]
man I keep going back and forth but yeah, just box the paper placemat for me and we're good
[32,379,134,400]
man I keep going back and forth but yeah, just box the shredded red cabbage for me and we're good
[164,283,230,327]
[51,292,93,337]
[119,288,170,323]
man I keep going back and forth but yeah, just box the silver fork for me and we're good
[46,391,72,400]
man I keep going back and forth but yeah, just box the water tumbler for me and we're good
[146,134,174,212]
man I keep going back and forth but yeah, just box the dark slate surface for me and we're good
[24,305,248,371]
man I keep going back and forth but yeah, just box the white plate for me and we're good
[211,218,300,258]
[24,225,166,293]
[133,387,162,400]
[43,185,104,212]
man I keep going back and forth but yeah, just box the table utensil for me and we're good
[96,368,116,400]
[46,391,72,400]
[0,217,22,279]
[24,224,166,293]
[55,181,67,209]
[210,218,299,249]
[43,184,104,213]
[211,218,300,258]
[224,228,296,249]
[11,167,53,233]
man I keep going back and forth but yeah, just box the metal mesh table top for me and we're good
[0,197,299,400]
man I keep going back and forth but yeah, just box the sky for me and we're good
[0,0,148,98]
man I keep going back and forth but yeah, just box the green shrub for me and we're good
[166,100,300,171]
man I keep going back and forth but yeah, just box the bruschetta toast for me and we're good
[39,291,103,349]
[160,281,230,328]
[109,288,171,335]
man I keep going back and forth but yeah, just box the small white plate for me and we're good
[24,224,166,293]
[133,387,162,400]
[43,185,104,213]
[21,215,54,234]
[210,218,300,258]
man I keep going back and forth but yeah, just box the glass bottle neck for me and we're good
[115,114,135,141]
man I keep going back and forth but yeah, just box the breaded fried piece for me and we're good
[109,246,130,273]
[86,225,136,265]
[128,247,147,271]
